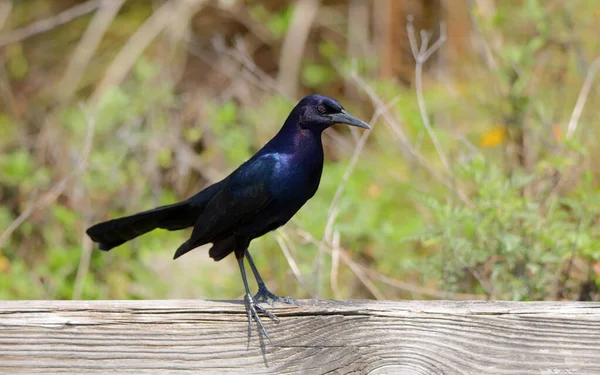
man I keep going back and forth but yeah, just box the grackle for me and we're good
[86,94,371,341]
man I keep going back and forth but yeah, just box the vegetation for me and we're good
[1,0,599,301]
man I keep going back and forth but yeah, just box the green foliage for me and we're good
[209,100,252,164]
[421,156,600,300]
[0,57,180,299]
[302,63,335,88]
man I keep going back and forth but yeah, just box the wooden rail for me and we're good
[1,300,599,374]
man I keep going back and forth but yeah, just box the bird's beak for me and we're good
[330,110,371,130]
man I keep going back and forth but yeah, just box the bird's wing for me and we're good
[185,153,279,246]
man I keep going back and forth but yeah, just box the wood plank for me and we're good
[1,300,599,374]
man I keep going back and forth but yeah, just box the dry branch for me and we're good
[92,0,205,102]
[566,56,600,138]
[57,0,126,103]
[276,0,321,98]
[0,0,101,48]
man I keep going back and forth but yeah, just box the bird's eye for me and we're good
[317,105,327,114]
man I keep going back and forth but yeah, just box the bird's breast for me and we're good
[270,152,323,202]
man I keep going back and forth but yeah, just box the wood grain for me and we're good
[1,300,599,374]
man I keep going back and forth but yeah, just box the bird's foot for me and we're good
[254,285,297,306]
[244,292,279,343]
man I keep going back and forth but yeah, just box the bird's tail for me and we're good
[86,201,196,251]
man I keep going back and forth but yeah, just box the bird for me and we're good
[86,94,371,341]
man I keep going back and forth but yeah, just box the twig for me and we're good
[330,230,341,299]
[274,231,311,296]
[453,250,494,297]
[71,106,100,300]
[92,0,205,102]
[276,0,321,97]
[0,62,17,116]
[324,95,401,245]
[0,0,102,48]
[298,221,490,300]
[346,0,370,99]
[297,226,485,300]
[317,92,399,296]
[542,166,576,210]
[73,219,93,300]
[207,36,292,101]
[234,37,292,100]
[367,267,486,300]
[208,1,276,46]
[58,0,126,103]
[319,204,339,293]
[566,57,600,138]
[407,17,450,173]
[187,35,286,104]
[92,0,174,100]
[466,0,501,72]
[337,246,385,300]
[349,71,474,208]
[295,228,385,300]
[0,1,12,31]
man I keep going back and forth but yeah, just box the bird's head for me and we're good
[293,94,371,133]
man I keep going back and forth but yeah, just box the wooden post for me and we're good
[1,300,600,374]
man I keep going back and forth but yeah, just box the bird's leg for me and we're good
[237,256,277,342]
[245,249,297,306]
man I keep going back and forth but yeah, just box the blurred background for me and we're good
[1,0,599,302]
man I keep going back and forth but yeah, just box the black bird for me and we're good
[86,94,370,339]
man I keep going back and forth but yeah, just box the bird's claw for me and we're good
[254,286,297,306]
[244,292,278,343]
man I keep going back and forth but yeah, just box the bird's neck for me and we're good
[269,118,324,156]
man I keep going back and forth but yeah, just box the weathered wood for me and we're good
[1,300,599,374]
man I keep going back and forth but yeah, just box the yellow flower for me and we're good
[480,125,507,148]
